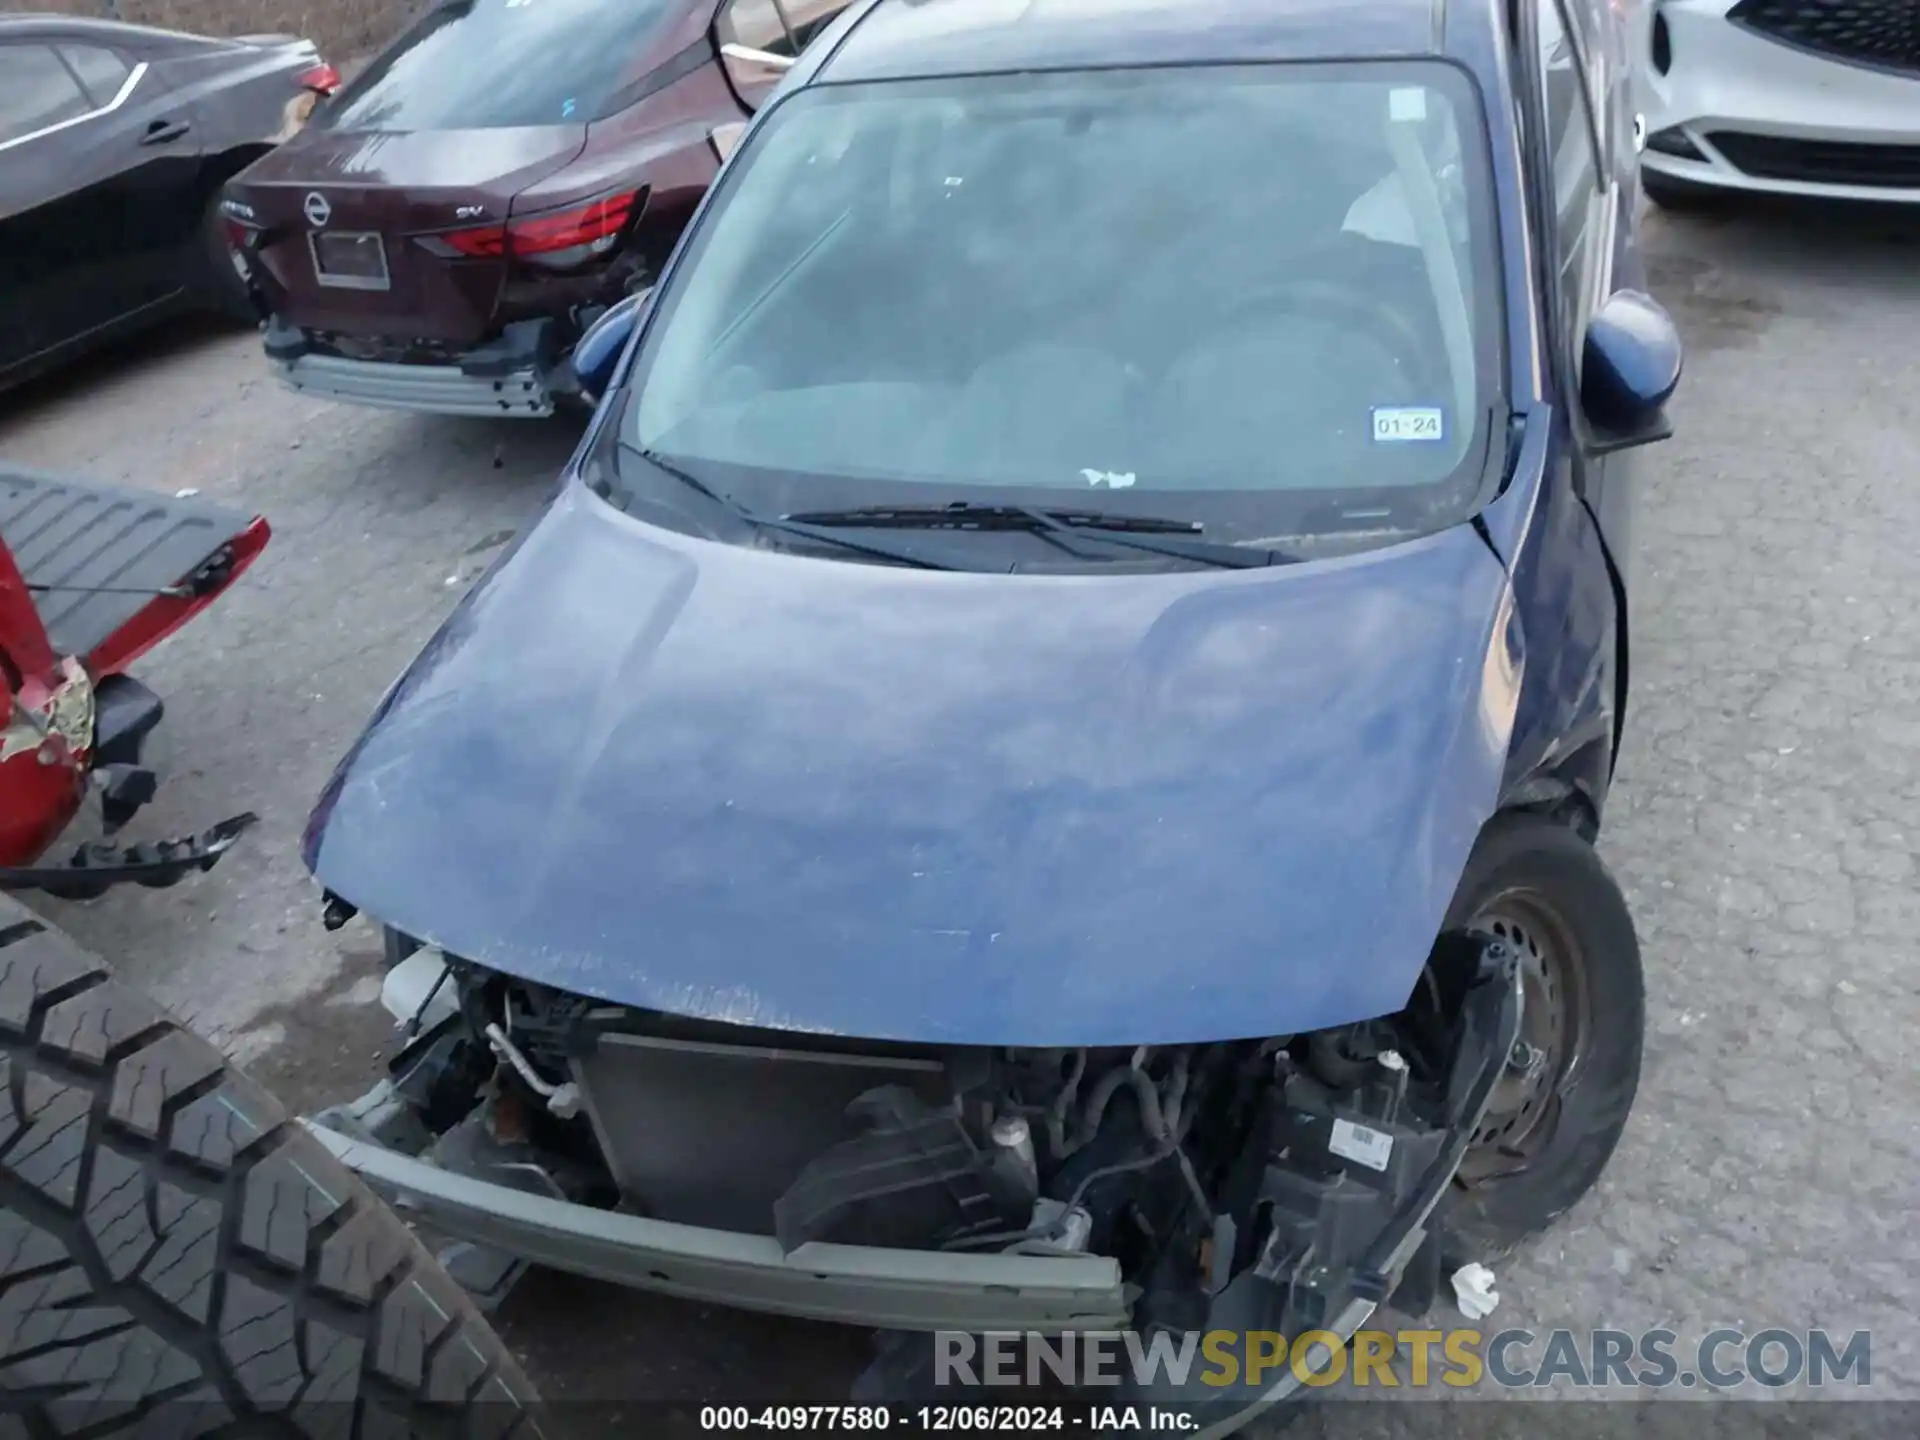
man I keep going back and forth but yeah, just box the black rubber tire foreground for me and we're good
[1438,813,1646,1261]
[0,901,542,1438]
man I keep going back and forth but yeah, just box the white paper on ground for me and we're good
[1451,1261,1501,1319]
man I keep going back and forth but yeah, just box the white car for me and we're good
[1633,0,1920,205]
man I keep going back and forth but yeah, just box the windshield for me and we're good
[623,63,1504,546]
[319,0,678,131]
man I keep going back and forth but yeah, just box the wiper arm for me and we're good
[785,503,1293,569]
[621,448,967,572]
[788,503,1202,533]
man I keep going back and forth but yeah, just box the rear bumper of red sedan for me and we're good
[264,314,579,418]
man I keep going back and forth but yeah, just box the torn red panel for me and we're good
[86,516,272,678]
[0,657,92,868]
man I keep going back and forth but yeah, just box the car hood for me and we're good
[305,485,1523,1047]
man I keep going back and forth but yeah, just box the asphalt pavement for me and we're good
[1,200,1915,1419]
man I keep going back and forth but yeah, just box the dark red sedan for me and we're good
[224,0,850,420]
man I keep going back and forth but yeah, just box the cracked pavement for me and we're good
[0,200,1914,1420]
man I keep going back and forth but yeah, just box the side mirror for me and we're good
[1581,290,1682,454]
[571,288,653,408]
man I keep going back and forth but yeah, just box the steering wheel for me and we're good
[1205,276,1432,391]
[1141,276,1441,488]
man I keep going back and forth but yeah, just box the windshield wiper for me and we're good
[784,503,1294,569]
[619,447,968,572]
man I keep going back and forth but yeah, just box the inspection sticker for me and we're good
[1330,1117,1395,1172]
[1372,406,1445,443]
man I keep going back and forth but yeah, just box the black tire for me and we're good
[1639,168,1726,213]
[1438,812,1644,1260]
[196,193,262,326]
[0,900,542,1437]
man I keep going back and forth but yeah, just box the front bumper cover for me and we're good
[1637,0,1920,202]
[302,1120,1129,1331]
[0,814,257,899]
[306,944,1522,1343]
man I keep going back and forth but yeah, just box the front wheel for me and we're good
[1439,812,1645,1259]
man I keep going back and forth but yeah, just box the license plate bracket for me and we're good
[308,231,390,291]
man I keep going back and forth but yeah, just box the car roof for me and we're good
[0,13,208,47]
[818,0,1452,82]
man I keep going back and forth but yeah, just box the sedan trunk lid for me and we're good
[230,126,588,344]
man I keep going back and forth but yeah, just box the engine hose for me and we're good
[1070,1066,1131,1152]
[1308,1028,1376,1088]
[1174,1146,1215,1226]
[1063,1145,1173,1211]
[1122,1064,1171,1143]
[485,1023,564,1098]
[1062,1137,1213,1225]
[1047,1050,1087,1159]
[1162,1052,1192,1139]
[939,1211,1072,1253]
[1067,1054,1170,1156]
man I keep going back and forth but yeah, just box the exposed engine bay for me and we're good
[316,928,1522,1404]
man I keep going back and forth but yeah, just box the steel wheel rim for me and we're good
[1455,886,1591,1185]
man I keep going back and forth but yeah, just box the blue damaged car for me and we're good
[303,0,1681,1416]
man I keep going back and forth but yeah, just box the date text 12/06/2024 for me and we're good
[694,1326,1874,1430]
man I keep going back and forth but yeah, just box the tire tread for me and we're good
[0,902,540,1437]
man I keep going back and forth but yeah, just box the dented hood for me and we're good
[305,484,1522,1046]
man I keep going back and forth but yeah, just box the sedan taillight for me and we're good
[511,190,644,267]
[418,224,508,259]
[220,198,264,251]
[415,189,645,270]
[297,62,342,96]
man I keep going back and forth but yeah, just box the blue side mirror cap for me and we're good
[1581,290,1683,453]
[572,288,654,408]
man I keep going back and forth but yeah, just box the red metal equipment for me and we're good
[0,466,267,896]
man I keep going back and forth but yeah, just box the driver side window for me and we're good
[1538,0,1604,367]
